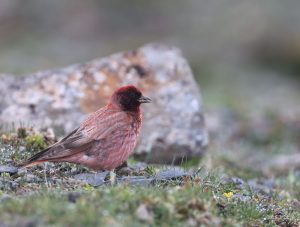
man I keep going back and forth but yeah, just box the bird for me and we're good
[18,85,151,171]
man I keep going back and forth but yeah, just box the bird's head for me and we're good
[110,85,151,111]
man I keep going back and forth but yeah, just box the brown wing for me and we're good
[18,127,97,167]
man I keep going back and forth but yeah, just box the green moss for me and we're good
[25,134,47,151]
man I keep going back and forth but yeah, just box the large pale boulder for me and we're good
[0,44,208,163]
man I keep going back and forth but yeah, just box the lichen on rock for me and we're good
[0,43,208,163]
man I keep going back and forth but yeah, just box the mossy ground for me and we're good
[0,129,299,226]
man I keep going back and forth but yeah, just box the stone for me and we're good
[74,172,154,187]
[118,176,154,186]
[0,43,208,164]
[73,167,192,187]
[73,172,108,187]
[155,167,190,181]
[0,165,18,175]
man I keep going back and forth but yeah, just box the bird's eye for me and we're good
[129,92,138,100]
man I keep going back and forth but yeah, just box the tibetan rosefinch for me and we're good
[18,85,151,170]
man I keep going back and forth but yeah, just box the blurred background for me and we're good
[1,0,300,75]
[1,0,300,174]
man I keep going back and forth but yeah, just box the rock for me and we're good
[74,172,154,187]
[74,172,108,187]
[155,167,190,181]
[0,43,208,164]
[118,176,154,186]
[0,165,18,175]
[73,167,191,187]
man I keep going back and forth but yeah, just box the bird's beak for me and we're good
[138,96,152,103]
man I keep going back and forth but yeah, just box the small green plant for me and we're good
[145,166,156,176]
[17,128,27,139]
[25,134,47,151]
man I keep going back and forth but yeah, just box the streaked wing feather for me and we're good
[28,128,96,162]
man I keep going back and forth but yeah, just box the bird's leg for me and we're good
[104,161,132,183]
[104,170,116,185]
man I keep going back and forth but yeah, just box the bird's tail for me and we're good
[17,147,51,168]
[17,160,45,168]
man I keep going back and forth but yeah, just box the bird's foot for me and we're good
[104,171,116,185]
